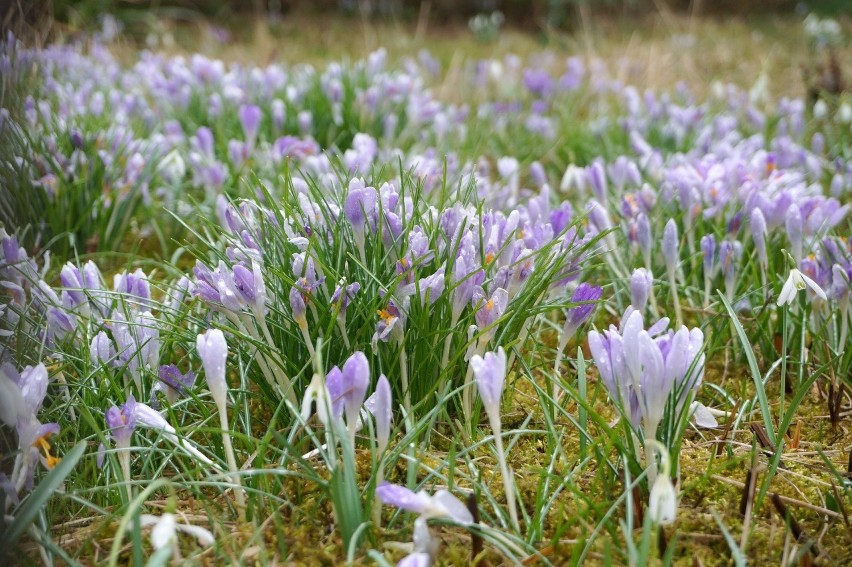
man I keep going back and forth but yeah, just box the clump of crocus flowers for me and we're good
[589,308,706,522]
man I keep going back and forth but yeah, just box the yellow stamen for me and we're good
[34,435,61,470]
[485,252,495,265]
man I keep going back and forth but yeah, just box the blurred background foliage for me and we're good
[6,1,851,44]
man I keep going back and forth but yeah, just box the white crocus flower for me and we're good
[777,268,827,306]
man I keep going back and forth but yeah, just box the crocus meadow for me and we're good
[0,15,850,566]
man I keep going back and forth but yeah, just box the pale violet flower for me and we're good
[470,347,518,530]
[376,482,473,524]
[377,482,473,566]
[196,328,244,515]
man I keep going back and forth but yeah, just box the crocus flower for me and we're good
[719,239,742,302]
[377,482,473,566]
[290,286,308,330]
[700,234,716,306]
[197,329,228,408]
[636,213,652,268]
[365,374,392,456]
[60,262,89,316]
[473,287,508,337]
[0,363,61,497]
[777,268,828,306]
[90,330,116,365]
[301,369,334,428]
[238,104,262,148]
[331,280,360,348]
[151,365,196,408]
[99,395,137,498]
[102,396,136,458]
[786,204,804,263]
[662,219,682,325]
[561,283,602,340]
[375,298,407,343]
[470,346,518,530]
[197,329,244,515]
[327,351,370,446]
[232,262,267,315]
[113,269,151,310]
[344,178,378,260]
[376,482,473,524]
[588,310,705,445]
[750,208,768,273]
[630,268,652,312]
[662,219,679,272]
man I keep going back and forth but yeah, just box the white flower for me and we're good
[813,100,828,120]
[141,513,215,551]
[689,401,721,429]
[648,474,678,525]
[777,268,827,306]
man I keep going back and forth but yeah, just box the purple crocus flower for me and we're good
[630,268,652,312]
[473,287,509,335]
[297,110,312,135]
[0,363,61,492]
[290,287,308,329]
[376,482,473,524]
[151,364,196,407]
[470,347,506,416]
[469,345,518,529]
[327,351,370,445]
[344,179,379,232]
[662,219,679,273]
[196,329,228,408]
[785,204,803,262]
[375,298,407,343]
[637,213,652,266]
[365,374,392,455]
[719,239,742,300]
[90,330,116,365]
[331,281,360,315]
[588,310,705,443]
[272,99,286,132]
[450,247,484,321]
[750,208,768,272]
[232,262,267,315]
[562,283,603,338]
[113,269,151,310]
[60,263,87,311]
[99,394,137,467]
[701,235,716,278]
[238,104,262,148]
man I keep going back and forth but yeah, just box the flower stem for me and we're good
[490,415,519,532]
[217,403,246,522]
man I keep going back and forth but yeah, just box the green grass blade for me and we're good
[718,291,776,446]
